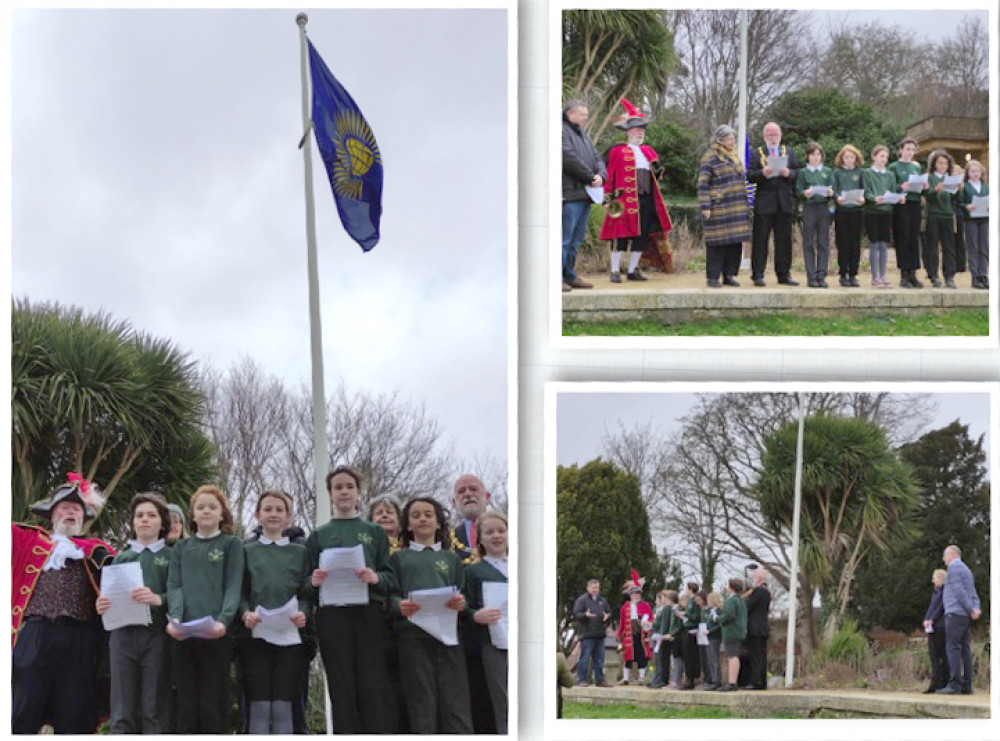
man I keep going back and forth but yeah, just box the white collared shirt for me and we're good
[408,541,442,552]
[630,602,639,620]
[970,181,982,193]
[807,164,822,172]
[196,530,221,540]
[484,555,508,578]
[129,538,166,554]
[259,536,290,546]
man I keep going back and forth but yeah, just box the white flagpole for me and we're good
[738,9,750,270]
[785,393,805,687]
[296,13,331,530]
[296,13,334,734]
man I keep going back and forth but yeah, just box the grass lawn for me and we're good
[562,701,803,719]
[564,309,989,336]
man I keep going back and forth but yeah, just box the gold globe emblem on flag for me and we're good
[332,110,381,201]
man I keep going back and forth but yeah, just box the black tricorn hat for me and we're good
[30,474,103,522]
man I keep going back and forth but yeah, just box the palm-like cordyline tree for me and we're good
[562,9,677,142]
[11,299,214,536]
[755,414,920,638]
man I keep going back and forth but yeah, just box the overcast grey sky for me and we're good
[806,8,988,41]
[557,390,992,467]
[11,9,509,471]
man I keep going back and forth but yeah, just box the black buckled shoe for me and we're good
[627,270,648,281]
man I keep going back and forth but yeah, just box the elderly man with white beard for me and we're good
[12,474,115,734]
[449,473,497,733]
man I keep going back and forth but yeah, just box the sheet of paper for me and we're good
[651,633,663,654]
[100,562,151,631]
[318,545,369,606]
[840,189,864,206]
[970,195,989,217]
[482,581,508,650]
[697,621,710,646]
[585,185,604,204]
[764,155,787,178]
[252,595,301,647]
[172,615,218,639]
[942,175,963,194]
[808,185,831,197]
[881,191,905,205]
[905,173,928,191]
[408,586,459,646]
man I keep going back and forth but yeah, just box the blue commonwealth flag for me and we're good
[308,39,382,252]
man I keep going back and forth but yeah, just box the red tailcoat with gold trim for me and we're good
[616,600,653,662]
[11,523,115,648]
[599,144,673,241]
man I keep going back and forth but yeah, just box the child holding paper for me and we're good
[862,145,896,287]
[306,465,396,734]
[704,592,724,690]
[925,149,958,288]
[960,159,989,289]
[165,485,245,734]
[390,496,473,733]
[240,489,309,734]
[95,492,172,733]
[795,141,835,288]
[462,510,509,734]
[833,144,865,287]
[889,137,926,287]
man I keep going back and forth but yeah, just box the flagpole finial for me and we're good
[296,12,308,27]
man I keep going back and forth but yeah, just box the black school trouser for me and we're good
[399,628,473,734]
[172,636,233,734]
[745,634,769,689]
[751,209,793,279]
[13,617,101,734]
[316,603,397,734]
[924,215,956,280]
[835,209,863,277]
[706,243,742,281]
[681,630,701,684]
[108,625,167,733]
[893,200,922,270]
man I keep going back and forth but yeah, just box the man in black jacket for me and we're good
[748,122,800,286]
[562,100,606,292]
[572,579,612,687]
[741,568,771,690]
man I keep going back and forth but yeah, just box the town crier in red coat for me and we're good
[599,98,672,283]
[615,568,654,685]
[12,473,115,734]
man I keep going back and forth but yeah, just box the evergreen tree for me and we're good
[850,421,990,631]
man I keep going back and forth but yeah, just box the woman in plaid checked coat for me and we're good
[698,125,752,288]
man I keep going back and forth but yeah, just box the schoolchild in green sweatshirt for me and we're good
[95,492,172,734]
[862,145,897,287]
[795,141,835,287]
[680,581,702,688]
[462,510,509,734]
[165,485,245,734]
[959,160,989,289]
[306,465,396,734]
[925,149,959,288]
[832,144,866,286]
[717,578,749,692]
[704,592,724,690]
[240,490,310,734]
[888,137,928,287]
[390,497,473,733]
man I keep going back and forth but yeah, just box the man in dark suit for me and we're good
[741,568,771,690]
[748,122,800,286]
[450,474,496,732]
